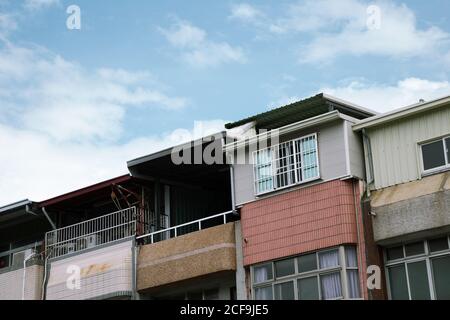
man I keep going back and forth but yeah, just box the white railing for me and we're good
[45,207,136,259]
[136,210,234,244]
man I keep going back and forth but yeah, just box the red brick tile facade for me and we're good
[241,179,359,266]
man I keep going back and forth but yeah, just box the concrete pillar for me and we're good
[234,221,247,300]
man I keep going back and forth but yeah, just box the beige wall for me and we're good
[368,105,450,190]
[0,264,43,300]
[137,222,236,292]
[46,240,133,300]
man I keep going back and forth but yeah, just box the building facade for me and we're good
[223,94,378,300]
[354,96,450,300]
[1,93,449,300]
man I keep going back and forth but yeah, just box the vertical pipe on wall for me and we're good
[352,179,367,300]
[229,165,237,213]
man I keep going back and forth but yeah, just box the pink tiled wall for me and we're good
[241,179,359,266]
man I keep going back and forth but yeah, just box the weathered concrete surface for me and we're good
[137,223,236,292]
[371,172,450,243]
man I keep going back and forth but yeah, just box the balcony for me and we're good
[0,246,43,300]
[45,207,137,259]
[44,207,136,300]
[136,211,237,293]
[371,172,450,243]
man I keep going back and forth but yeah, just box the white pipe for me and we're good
[41,253,50,300]
[22,252,37,300]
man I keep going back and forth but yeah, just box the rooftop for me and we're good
[225,93,377,130]
[353,95,450,131]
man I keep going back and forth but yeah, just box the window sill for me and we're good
[421,166,450,178]
[255,177,321,198]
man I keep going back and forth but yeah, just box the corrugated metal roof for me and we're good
[353,95,450,131]
[127,131,227,168]
[0,199,31,214]
[38,174,132,207]
[225,93,376,130]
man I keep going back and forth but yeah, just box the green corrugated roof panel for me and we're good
[225,93,373,130]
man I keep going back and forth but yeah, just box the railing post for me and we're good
[223,213,227,224]
[198,221,202,231]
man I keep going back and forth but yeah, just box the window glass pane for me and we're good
[298,277,319,300]
[275,258,295,278]
[254,286,273,300]
[422,140,446,171]
[254,149,273,193]
[253,264,273,283]
[297,135,319,181]
[347,270,361,298]
[388,265,409,300]
[446,138,450,165]
[320,272,342,300]
[346,246,358,268]
[428,237,449,253]
[405,242,424,257]
[274,142,296,189]
[407,261,431,300]
[319,250,339,269]
[298,253,317,273]
[274,281,295,300]
[431,256,450,300]
[386,246,404,261]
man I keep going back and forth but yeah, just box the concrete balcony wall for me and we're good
[0,263,44,300]
[137,222,236,292]
[45,240,133,300]
[371,172,450,244]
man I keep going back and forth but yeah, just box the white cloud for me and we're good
[229,3,264,23]
[0,41,187,142]
[296,0,449,64]
[0,119,228,206]
[321,77,450,112]
[23,0,60,11]
[0,13,17,36]
[159,20,246,67]
[159,22,206,48]
[231,0,450,64]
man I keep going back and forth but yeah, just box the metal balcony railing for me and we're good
[136,210,234,244]
[45,207,136,259]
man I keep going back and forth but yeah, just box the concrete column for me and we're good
[234,221,247,300]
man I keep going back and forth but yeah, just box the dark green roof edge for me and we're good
[225,93,374,129]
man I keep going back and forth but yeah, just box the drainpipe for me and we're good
[41,207,57,230]
[229,165,237,215]
[362,129,374,197]
[22,250,39,300]
[25,205,38,217]
[352,179,366,300]
[40,207,56,301]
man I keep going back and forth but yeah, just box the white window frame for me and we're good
[384,236,450,300]
[419,135,450,176]
[251,246,361,300]
[252,133,320,196]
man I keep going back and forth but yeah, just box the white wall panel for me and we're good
[46,240,133,300]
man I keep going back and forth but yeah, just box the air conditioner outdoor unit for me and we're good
[12,249,36,267]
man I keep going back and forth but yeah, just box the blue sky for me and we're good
[1,0,450,205]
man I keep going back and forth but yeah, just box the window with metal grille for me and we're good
[253,133,320,195]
